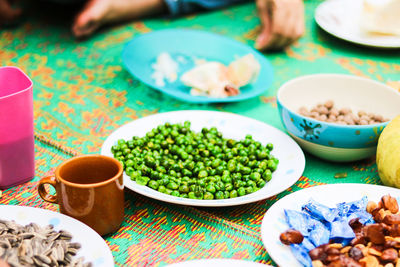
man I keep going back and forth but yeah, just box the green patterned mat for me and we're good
[1,0,400,266]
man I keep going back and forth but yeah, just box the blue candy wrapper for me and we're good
[302,198,338,222]
[284,209,312,236]
[336,196,368,217]
[301,237,316,251]
[283,196,375,266]
[308,220,330,247]
[290,244,312,267]
[330,218,356,240]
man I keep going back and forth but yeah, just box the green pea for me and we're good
[226,139,235,148]
[180,193,188,198]
[221,175,232,184]
[247,180,256,188]
[241,167,251,175]
[239,156,249,165]
[165,189,173,195]
[250,172,261,181]
[148,180,159,190]
[258,180,266,188]
[158,185,166,193]
[126,167,134,176]
[189,185,196,192]
[215,191,224,199]
[215,181,225,191]
[197,179,206,187]
[167,182,178,190]
[256,150,269,160]
[227,160,236,172]
[171,190,180,197]
[238,187,246,196]
[267,160,278,171]
[230,190,238,198]
[263,169,272,181]
[224,191,230,199]
[136,176,149,186]
[216,165,225,175]
[198,170,208,178]
[266,143,273,150]
[188,192,196,199]
[182,169,192,177]
[209,169,217,176]
[179,184,189,193]
[206,184,216,193]
[117,139,125,146]
[225,183,233,191]
[204,192,214,200]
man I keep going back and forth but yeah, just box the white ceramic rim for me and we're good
[101,110,305,207]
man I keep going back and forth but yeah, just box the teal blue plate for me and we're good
[122,29,274,103]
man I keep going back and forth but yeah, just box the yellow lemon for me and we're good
[377,115,400,187]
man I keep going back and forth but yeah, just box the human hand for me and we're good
[0,259,9,267]
[0,0,21,25]
[255,0,305,50]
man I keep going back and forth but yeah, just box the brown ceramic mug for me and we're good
[38,155,124,236]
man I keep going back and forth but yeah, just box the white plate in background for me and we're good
[315,0,400,48]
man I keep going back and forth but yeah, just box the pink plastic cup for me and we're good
[0,66,35,189]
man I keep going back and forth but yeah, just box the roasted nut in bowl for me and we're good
[277,74,400,162]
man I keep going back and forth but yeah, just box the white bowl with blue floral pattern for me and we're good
[277,74,400,162]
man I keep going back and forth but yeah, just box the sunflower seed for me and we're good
[0,219,91,266]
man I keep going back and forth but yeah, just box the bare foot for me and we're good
[72,0,165,38]
[0,0,22,25]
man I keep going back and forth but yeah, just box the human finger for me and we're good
[255,0,273,50]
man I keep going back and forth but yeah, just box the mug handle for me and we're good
[38,176,58,203]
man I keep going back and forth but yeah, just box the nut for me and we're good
[279,229,304,245]
[366,224,386,245]
[368,248,382,257]
[349,246,365,261]
[309,246,328,261]
[375,209,388,222]
[329,243,343,249]
[381,248,398,262]
[367,201,379,214]
[312,260,324,267]
[359,255,380,267]
[383,214,400,225]
[324,100,334,109]
[382,195,399,214]
[340,246,351,254]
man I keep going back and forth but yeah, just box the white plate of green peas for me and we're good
[101,110,305,207]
